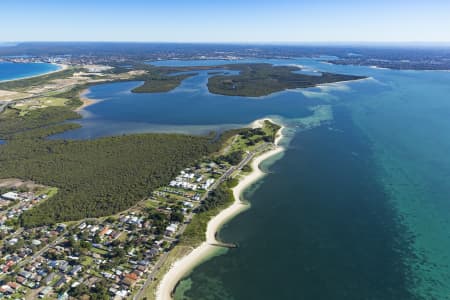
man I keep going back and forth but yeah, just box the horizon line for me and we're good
[2,41,450,46]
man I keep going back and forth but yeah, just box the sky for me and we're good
[1,0,450,43]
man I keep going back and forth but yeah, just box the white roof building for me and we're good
[1,192,21,201]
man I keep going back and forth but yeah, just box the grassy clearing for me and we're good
[80,255,93,267]
[145,200,160,209]
[13,97,67,116]
[91,247,108,256]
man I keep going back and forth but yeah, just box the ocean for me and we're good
[0,62,60,82]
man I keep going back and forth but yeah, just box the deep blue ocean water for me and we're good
[53,58,450,299]
[0,62,60,81]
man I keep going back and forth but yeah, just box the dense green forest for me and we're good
[180,182,235,246]
[131,72,195,93]
[207,63,365,97]
[197,183,234,214]
[0,106,81,139]
[0,133,226,226]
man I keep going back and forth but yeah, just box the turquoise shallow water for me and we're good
[52,58,450,299]
[0,62,60,81]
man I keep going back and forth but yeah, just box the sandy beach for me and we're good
[156,119,285,300]
[54,63,69,72]
[75,88,97,111]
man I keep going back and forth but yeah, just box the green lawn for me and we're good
[91,247,108,256]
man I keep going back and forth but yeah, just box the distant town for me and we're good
[1,42,450,70]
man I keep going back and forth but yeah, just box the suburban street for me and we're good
[132,144,270,300]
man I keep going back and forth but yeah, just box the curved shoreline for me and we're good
[75,88,98,111]
[0,63,67,83]
[156,119,285,300]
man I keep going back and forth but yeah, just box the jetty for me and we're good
[210,242,238,249]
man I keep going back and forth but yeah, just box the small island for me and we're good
[207,63,366,97]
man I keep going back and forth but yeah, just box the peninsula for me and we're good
[156,120,284,300]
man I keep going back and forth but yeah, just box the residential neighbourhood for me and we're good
[0,157,241,299]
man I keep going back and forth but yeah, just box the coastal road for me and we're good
[133,252,169,300]
[133,143,272,300]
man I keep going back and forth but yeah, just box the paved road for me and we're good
[132,144,271,300]
[0,235,65,281]
[0,101,8,113]
[0,81,82,113]
[0,222,82,281]
[132,251,170,300]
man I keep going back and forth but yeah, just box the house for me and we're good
[6,260,14,267]
[48,260,58,268]
[32,239,42,246]
[90,225,99,233]
[8,238,18,246]
[165,223,178,236]
[58,260,69,272]
[147,248,159,258]
[183,201,194,208]
[0,285,13,295]
[136,265,147,273]
[54,276,68,289]
[37,269,48,276]
[19,270,32,279]
[69,265,82,275]
[112,232,122,240]
[56,224,67,233]
[99,227,109,236]
[42,272,56,285]
[126,273,138,281]
[138,259,150,267]
[115,290,128,298]
[121,277,136,288]
[33,274,43,283]
[7,282,18,290]
[39,286,52,298]
[16,276,26,284]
